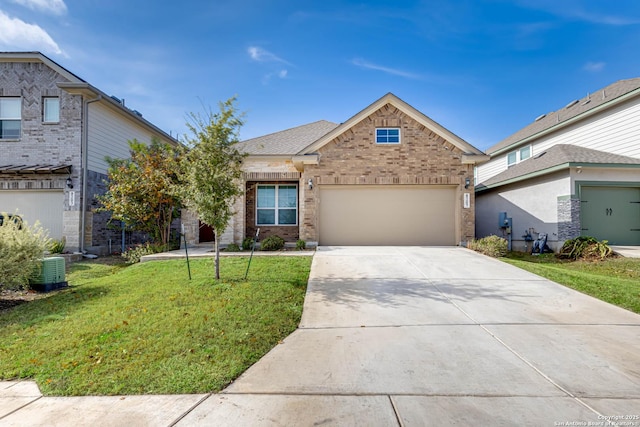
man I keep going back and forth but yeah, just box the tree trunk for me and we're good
[214,229,220,280]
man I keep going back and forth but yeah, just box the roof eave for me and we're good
[476,161,640,192]
[57,82,180,147]
[490,87,640,157]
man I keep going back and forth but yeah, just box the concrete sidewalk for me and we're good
[2,246,639,426]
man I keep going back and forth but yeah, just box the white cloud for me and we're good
[584,61,605,72]
[10,0,67,15]
[0,10,64,55]
[278,69,288,78]
[247,46,291,65]
[351,58,420,79]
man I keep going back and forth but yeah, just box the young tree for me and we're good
[181,97,247,279]
[98,138,182,246]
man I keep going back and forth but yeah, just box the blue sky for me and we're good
[1,0,639,150]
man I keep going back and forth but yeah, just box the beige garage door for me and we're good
[319,185,456,245]
[0,190,64,239]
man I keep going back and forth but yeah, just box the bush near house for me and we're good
[468,235,508,257]
[121,242,168,264]
[260,235,285,251]
[558,236,613,261]
[0,219,48,290]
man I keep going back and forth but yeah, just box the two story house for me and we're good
[0,52,180,254]
[475,78,640,250]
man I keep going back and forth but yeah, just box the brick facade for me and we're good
[245,181,301,242]
[0,60,84,249]
[300,104,475,244]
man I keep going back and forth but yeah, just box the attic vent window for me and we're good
[534,114,546,122]
[565,100,579,109]
[376,128,400,144]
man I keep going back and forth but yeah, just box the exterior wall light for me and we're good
[66,177,74,189]
[464,177,471,189]
[308,178,313,190]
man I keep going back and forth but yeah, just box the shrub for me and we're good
[47,237,66,254]
[224,243,241,252]
[558,236,613,260]
[260,235,285,251]
[295,239,306,250]
[242,237,255,251]
[468,235,508,257]
[121,242,168,264]
[0,219,48,290]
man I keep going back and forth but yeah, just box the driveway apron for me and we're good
[180,246,640,426]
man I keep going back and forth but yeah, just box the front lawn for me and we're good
[0,256,311,396]
[502,252,640,314]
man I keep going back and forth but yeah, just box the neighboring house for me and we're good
[0,52,179,254]
[475,78,640,250]
[184,93,487,247]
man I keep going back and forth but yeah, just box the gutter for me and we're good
[80,95,102,252]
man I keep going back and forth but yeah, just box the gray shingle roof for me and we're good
[487,78,640,155]
[238,120,339,155]
[478,144,640,189]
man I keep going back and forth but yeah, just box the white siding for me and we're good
[87,103,170,175]
[477,97,640,184]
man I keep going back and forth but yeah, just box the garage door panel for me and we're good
[0,191,64,239]
[319,185,456,246]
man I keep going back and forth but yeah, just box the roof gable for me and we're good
[0,51,85,83]
[299,93,484,156]
[488,78,640,155]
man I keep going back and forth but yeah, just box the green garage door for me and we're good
[580,186,640,245]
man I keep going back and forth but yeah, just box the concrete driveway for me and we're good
[181,246,640,426]
[3,247,639,426]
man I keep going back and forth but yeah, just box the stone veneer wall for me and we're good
[300,104,475,244]
[557,196,581,241]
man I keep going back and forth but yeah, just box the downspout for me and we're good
[80,95,102,252]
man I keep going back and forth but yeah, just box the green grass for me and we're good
[0,256,311,396]
[502,252,640,314]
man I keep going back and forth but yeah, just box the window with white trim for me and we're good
[0,97,21,139]
[376,128,400,144]
[43,97,60,123]
[256,184,298,225]
[507,145,532,167]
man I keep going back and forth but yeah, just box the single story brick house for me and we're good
[184,93,487,247]
[475,78,640,250]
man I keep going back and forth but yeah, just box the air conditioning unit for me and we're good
[29,257,68,292]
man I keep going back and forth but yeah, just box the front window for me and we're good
[257,184,298,225]
[43,97,60,123]
[0,97,21,139]
[376,128,400,144]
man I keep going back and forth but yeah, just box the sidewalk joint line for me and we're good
[396,249,607,419]
[0,396,42,421]
[167,393,213,427]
